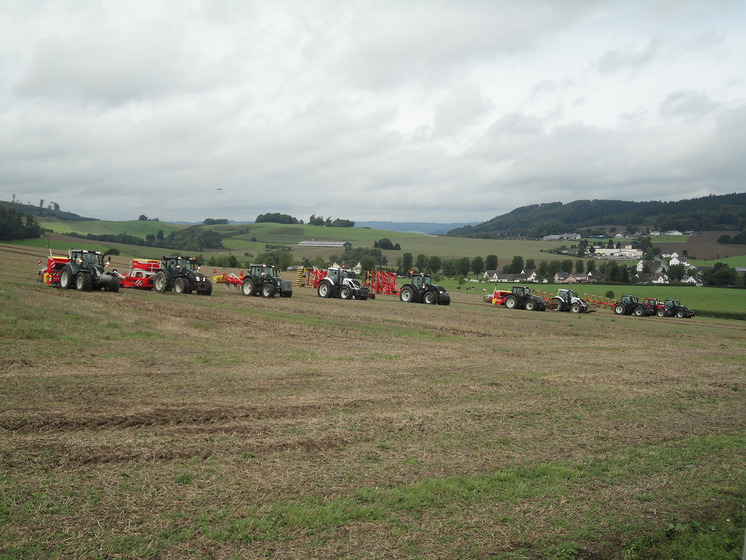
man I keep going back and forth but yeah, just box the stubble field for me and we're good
[1,245,744,559]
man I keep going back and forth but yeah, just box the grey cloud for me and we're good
[596,39,661,74]
[659,90,719,122]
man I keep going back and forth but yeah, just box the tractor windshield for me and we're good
[423,276,431,285]
[178,258,197,271]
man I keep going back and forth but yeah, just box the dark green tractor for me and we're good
[154,256,213,295]
[241,264,293,298]
[58,249,120,292]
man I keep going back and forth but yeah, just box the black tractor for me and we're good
[399,273,450,305]
[241,264,293,298]
[317,267,370,300]
[613,294,653,316]
[58,249,120,292]
[658,298,695,318]
[504,285,546,311]
[154,256,213,295]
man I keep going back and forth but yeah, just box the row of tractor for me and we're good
[38,251,449,306]
[483,285,695,318]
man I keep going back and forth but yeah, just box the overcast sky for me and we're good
[2,1,745,224]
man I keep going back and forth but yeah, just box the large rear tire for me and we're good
[613,303,626,315]
[318,282,331,298]
[548,298,562,311]
[505,296,518,309]
[242,277,255,296]
[59,268,73,290]
[154,271,169,293]
[399,285,414,303]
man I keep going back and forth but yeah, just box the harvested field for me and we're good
[1,244,744,559]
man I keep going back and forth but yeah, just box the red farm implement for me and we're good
[112,259,161,290]
[212,269,244,289]
[367,270,399,296]
[38,254,70,286]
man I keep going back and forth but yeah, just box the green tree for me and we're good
[485,254,498,271]
[401,252,413,273]
[456,257,471,277]
[586,260,596,273]
[427,256,442,274]
[415,253,428,272]
[510,255,524,274]
[575,260,584,274]
[471,256,485,276]
[525,258,536,270]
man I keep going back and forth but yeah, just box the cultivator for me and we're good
[114,259,161,289]
[212,269,243,289]
[368,270,398,295]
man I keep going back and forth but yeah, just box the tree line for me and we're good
[0,206,43,241]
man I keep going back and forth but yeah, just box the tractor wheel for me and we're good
[548,298,562,311]
[399,285,414,303]
[634,306,645,317]
[174,277,189,294]
[154,271,169,293]
[261,283,276,298]
[505,296,518,309]
[525,299,536,311]
[340,286,351,300]
[657,309,666,317]
[571,303,582,313]
[676,310,685,318]
[198,281,213,296]
[107,279,120,293]
[75,273,92,291]
[242,277,255,296]
[613,303,626,315]
[59,268,73,290]
[318,281,331,298]
[424,291,436,305]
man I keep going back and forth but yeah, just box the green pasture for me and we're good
[691,254,746,268]
[39,218,184,238]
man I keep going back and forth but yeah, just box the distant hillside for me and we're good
[447,193,746,239]
[356,221,476,235]
[0,200,95,222]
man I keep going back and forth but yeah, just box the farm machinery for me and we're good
[241,264,293,298]
[613,294,654,316]
[213,270,244,289]
[503,285,546,311]
[316,267,370,300]
[154,256,213,295]
[38,249,119,292]
[548,288,595,313]
[483,288,511,305]
[650,298,695,318]
[398,273,450,305]
[111,259,161,289]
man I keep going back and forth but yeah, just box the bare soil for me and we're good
[1,244,744,559]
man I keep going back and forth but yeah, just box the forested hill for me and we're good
[0,201,95,222]
[447,193,746,239]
